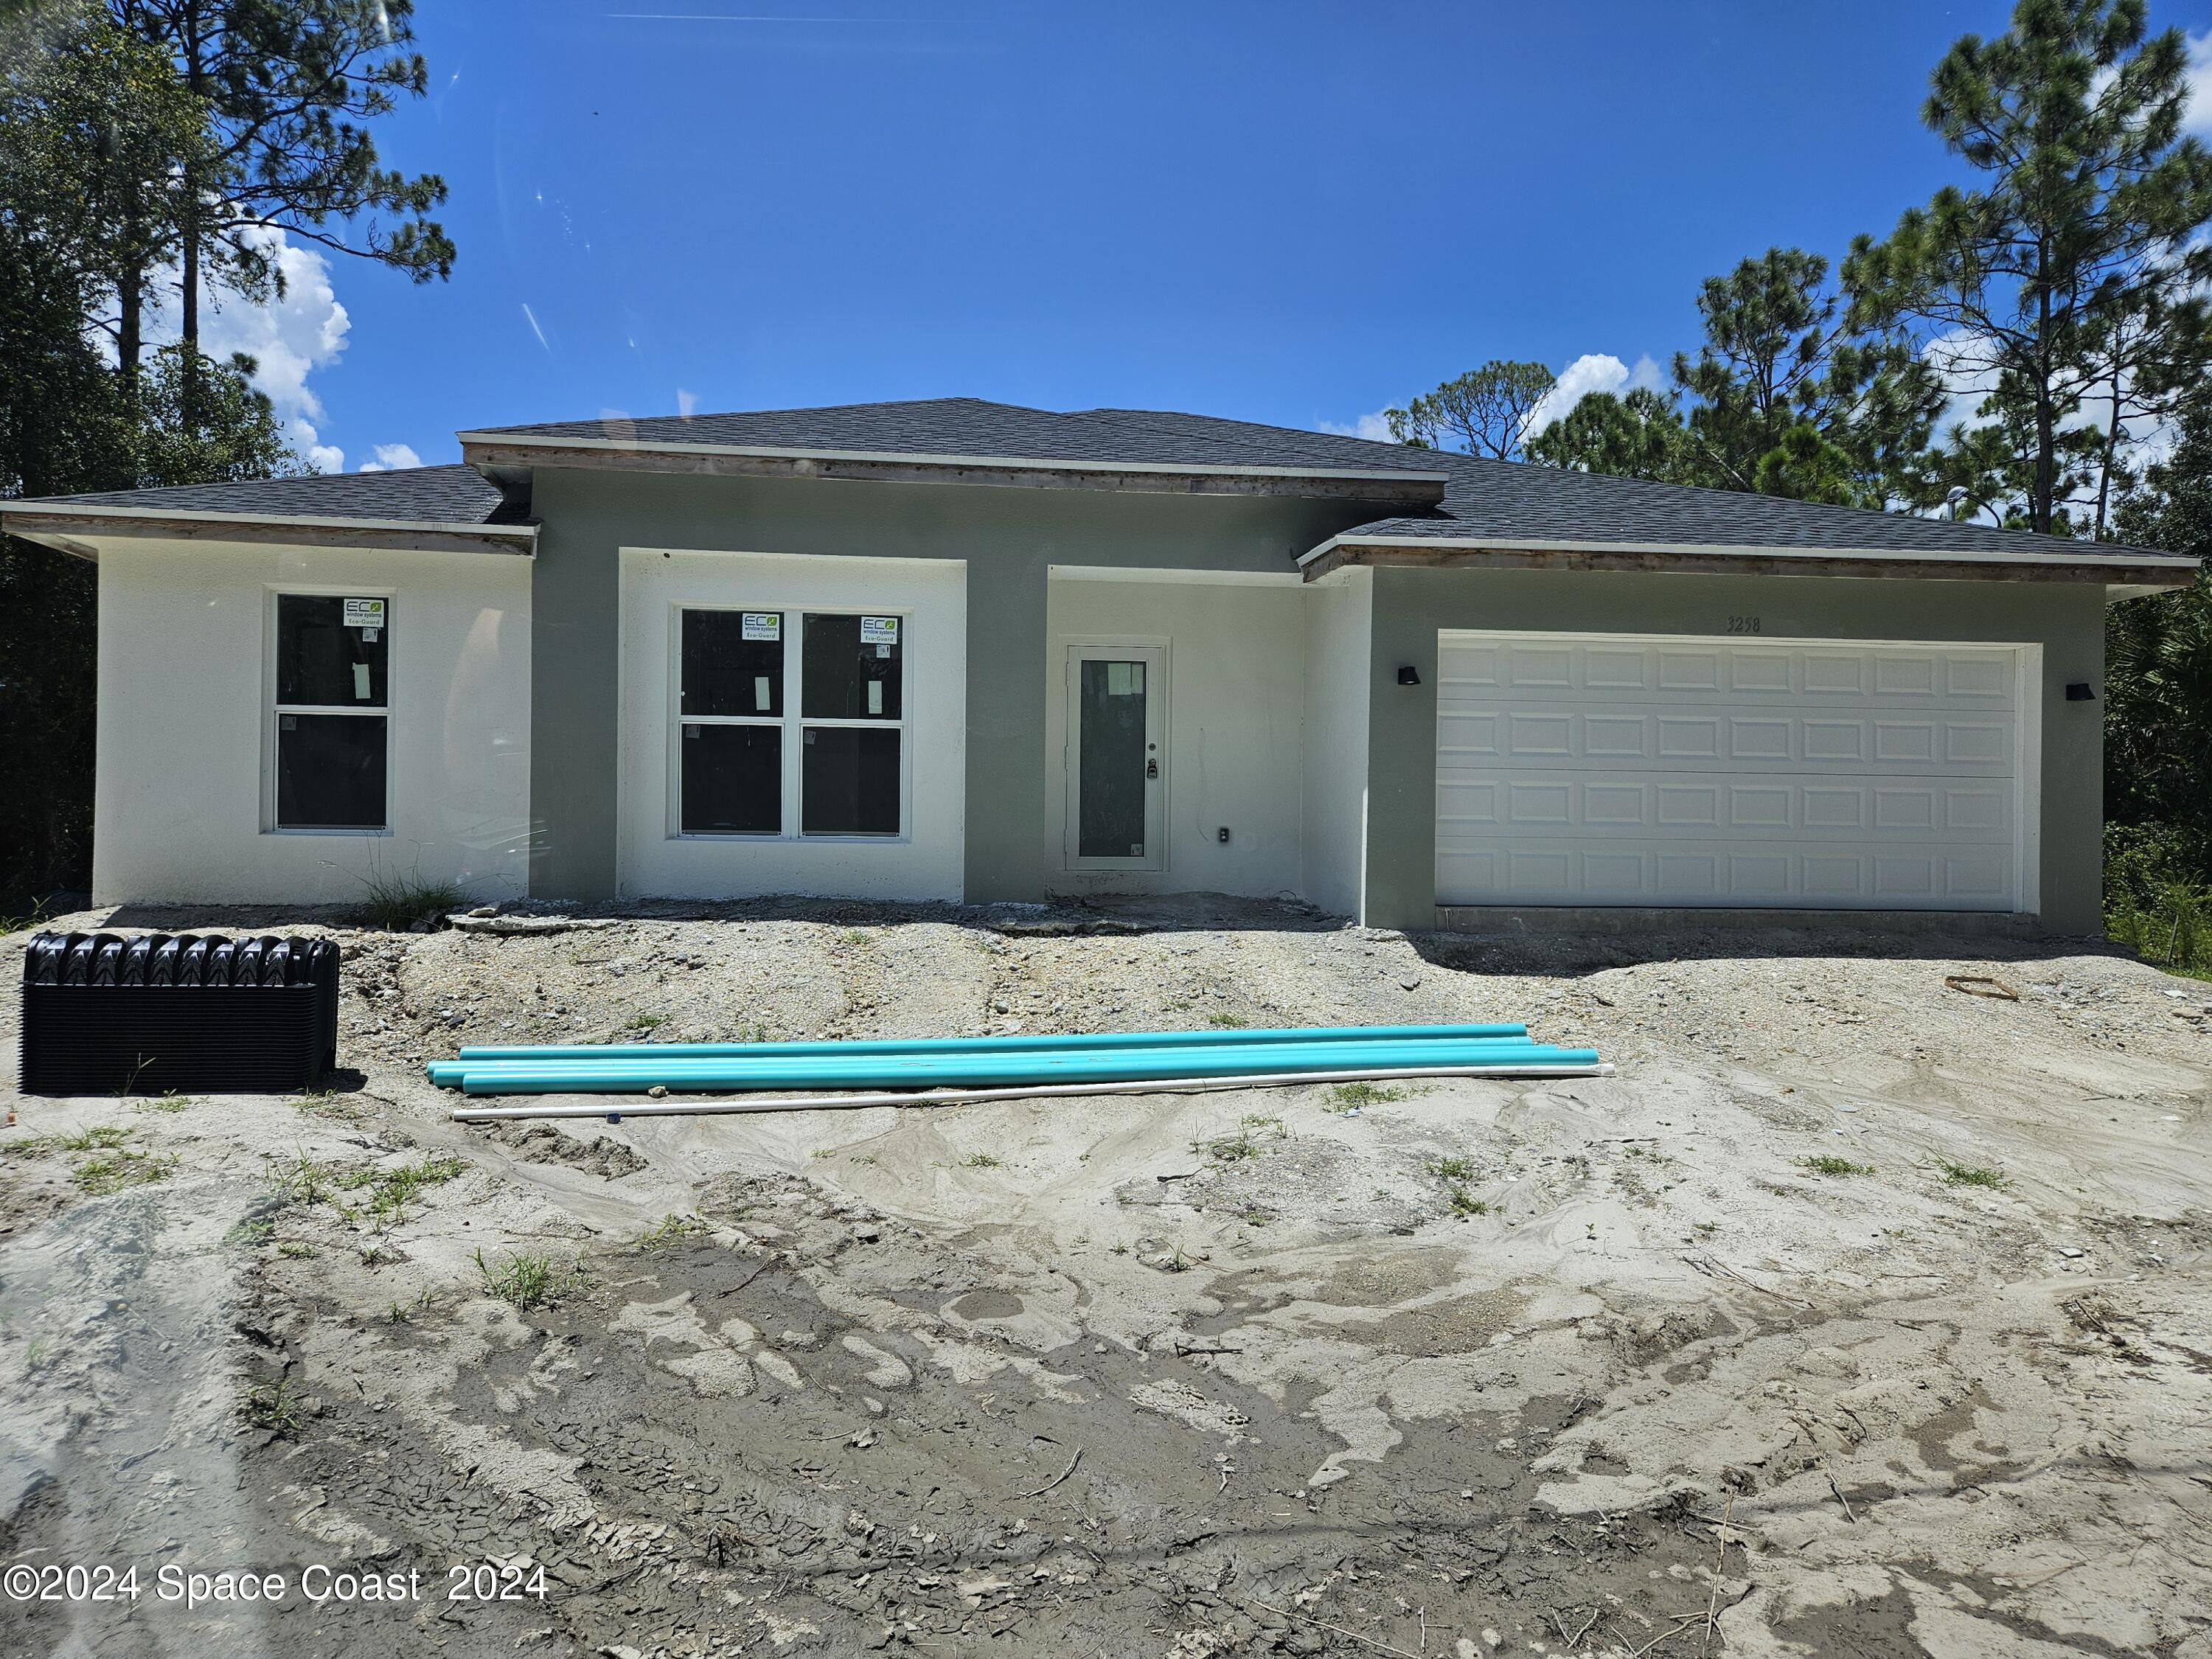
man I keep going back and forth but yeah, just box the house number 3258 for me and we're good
[1725,615,1762,634]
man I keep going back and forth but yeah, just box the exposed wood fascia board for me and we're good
[457,435,1449,504]
[0,509,536,557]
[4,526,102,561]
[1300,538,2197,588]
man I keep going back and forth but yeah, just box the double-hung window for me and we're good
[273,594,389,830]
[678,608,905,838]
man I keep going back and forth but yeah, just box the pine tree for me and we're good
[1843,0,2212,535]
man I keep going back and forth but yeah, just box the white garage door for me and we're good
[1434,631,2037,911]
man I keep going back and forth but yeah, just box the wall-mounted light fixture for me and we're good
[2065,683,2097,701]
[1397,666,1421,686]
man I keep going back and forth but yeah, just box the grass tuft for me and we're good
[1445,1185,1490,1217]
[1206,1012,1248,1029]
[357,867,467,932]
[961,1152,1004,1169]
[1425,1155,1477,1182]
[1938,1161,2008,1189]
[636,1212,712,1252]
[243,1377,303,1437]
[58,1124,131,1152]
[1798,1155,1876,1178]
[74,1150,172,1195]
[1326,1081,1404,1112]
[477,1248,585,1310]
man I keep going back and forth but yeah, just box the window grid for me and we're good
[676,606,908,841]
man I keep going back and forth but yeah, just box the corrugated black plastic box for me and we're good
[19,931,339,1095]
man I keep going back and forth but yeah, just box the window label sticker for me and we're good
[860,616,899,645]
[342,597,386,630]
[352,664,372,701]
[754,675,772,711]
[867,681,883,715]
[741,612,781,641]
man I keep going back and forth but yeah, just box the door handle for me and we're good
[1147,759,1159,779]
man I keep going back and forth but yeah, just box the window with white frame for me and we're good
[678,608,905,838]
[273,594,389,830]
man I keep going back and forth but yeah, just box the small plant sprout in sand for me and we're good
[636,1213,712,1252]
[243,1377,303,1437]
[1326,1082,1404,1113]
[1798,1155,1876,1178]
[1939,1161,2009,1189]
[476,1249,586,1311]
[1206,1012,1248,1029]
[1446,1186,1490,1218]
[961,1152,1004,1169]
[58,1125,131,1152]
[74,1149,174,1196]
[1425,1155,1478,1182]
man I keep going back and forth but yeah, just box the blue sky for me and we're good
[223,1,2212,473]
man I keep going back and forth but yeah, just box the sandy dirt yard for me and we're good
[1,894,2208,1659]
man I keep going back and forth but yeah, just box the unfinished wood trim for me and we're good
[1299,540,2197,588]
[1,510,536,558]
[459,437,1450,504]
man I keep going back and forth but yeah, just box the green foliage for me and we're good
[1444,1186,1489,1217]
[1677,247,1942,506]
[1938,1161,2008,1189]
[1387,361,1557,461]
[1843,0,2212,535]
[476,1248,585,1310]
[1326,1081,1405,1110]
[74,1148,172,1194]
[1526,386,1695,482]
[1797,1155,1876,1177]
[355,866,465,931]
[635,1213,712,1252]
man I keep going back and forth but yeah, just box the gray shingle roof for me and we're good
[479,397,2184,563]
[16,400,2191,565]
[476,397,1444,476]
[16,465,518,525]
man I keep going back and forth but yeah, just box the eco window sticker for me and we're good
[342,597,386,629]
[860,616,899,646]
[741,612,781,641]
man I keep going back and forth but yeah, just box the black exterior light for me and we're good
[1397,665,1422,686]
[2065,683,2097,701]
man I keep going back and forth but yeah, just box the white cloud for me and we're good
[358,442,422,473]
[142,225,352,472]
[677,387,700,417]
[2185,30,2212,136]
[1318,408,1397,442]
[1522,352,1662,438]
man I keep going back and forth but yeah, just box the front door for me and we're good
[1065,644,1166,870]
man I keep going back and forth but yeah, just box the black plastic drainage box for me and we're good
[19,931,339,1095]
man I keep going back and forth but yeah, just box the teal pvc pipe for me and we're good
[453,1036,1599,1096]
[430,1020,1530,1088]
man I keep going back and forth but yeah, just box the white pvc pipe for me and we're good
[446,1061,1615,1124]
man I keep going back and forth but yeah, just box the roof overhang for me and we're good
[1299,532,2199,589]
[1,502,538,560]
[458,430,1450,505]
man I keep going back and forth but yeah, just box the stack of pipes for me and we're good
[431,1022,1609,1123]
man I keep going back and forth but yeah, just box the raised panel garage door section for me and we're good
[1434,631,2038,912]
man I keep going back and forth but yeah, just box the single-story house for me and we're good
[4,398,2197,933]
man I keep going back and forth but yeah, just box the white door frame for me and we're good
[1062,641,1168,872]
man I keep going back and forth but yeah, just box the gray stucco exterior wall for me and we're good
[524,467,1375,901]
[1358,566,2110,935]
